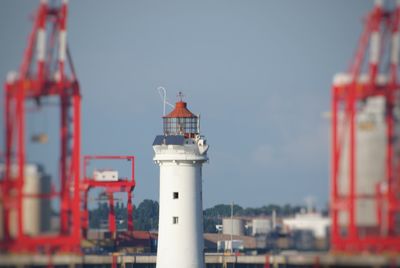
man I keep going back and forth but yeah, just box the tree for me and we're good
[133,199,159,231]
[204,204,243,218]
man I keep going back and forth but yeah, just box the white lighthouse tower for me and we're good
[153,94,209,268]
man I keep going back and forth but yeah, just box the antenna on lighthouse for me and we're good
[157,86,174,116]
[177,91,185,101]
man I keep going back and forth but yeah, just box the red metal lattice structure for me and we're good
[81,155,135,239]
[1,0,81,252]
[331,0,400,252]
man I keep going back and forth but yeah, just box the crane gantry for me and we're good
[1,0,81,252]
[331,0,400,252]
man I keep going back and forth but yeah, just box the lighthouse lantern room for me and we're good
[163,97,199,137]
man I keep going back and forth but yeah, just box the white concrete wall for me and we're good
[157,162,204,268]
[154,138,208,268]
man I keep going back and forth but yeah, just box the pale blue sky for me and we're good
[0,1,372,209]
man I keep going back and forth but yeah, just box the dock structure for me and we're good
[0,253,399,267]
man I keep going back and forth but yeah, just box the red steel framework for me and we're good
[331,0,400,252]
[81,155,136,239]
[1,0,81,252]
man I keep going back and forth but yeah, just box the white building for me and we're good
[252,218,271,236]
[153,98,209,268]
[283,212,330,239]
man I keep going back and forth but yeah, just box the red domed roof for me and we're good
[164,101,197,118]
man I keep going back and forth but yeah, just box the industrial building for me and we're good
[214,213,329,253]
[283,213,330,239]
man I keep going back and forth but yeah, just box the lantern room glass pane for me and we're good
[163,117,199,135]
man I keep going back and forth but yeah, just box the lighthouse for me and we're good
[153,93,209,268]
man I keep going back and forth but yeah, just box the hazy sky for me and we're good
[0,1,372,209]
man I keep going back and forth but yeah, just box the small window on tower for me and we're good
[173,192,179,199]
[173,216,179,224]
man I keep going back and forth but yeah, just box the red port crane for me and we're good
[81,155,136,239]
[331,0,400,252]
[1,0,81,252]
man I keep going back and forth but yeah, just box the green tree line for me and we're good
[89,200,305,233]
[89,199,159,231]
